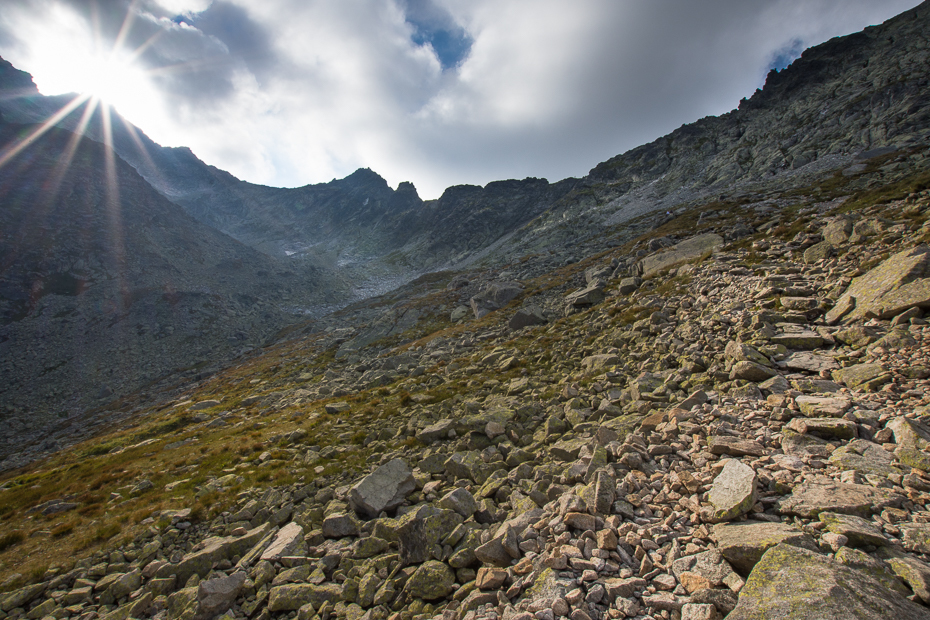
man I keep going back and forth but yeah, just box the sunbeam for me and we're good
[0,93,91,172]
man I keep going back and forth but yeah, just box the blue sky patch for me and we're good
[767,37,805,73]
[401,0,472,71]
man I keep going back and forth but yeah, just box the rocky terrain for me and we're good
[2,2,930,620]
[2,177,930,620]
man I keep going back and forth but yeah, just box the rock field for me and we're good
[3,189,930,620]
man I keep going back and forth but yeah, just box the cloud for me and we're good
[0,0,922,198]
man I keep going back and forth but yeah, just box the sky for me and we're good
[0,0,922,199]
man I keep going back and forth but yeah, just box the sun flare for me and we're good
[2,2,163,131]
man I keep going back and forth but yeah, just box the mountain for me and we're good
[0,119,349,463]
[0,2,930,618]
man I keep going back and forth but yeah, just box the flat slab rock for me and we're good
[783,351,840,372]
[712,522,818,575]
[708,436,765,457]
[778,480,903,518]
[727,544,930,620]
[639,233,724,278]
[826,245,930,323]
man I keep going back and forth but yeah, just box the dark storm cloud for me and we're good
[184,2,278,80]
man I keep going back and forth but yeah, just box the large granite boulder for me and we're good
[639,233,724,279]
[471,282,523,319]
[348,458,416,519]
[712,522,818,574]
[706,459,757,523]
[826,245,930,323]
[778,480,902,518]
[726,544,929,619]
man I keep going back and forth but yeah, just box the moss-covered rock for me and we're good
[405,561,455,600]
[727,544,928,619]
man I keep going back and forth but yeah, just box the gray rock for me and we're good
[198,571,247,619]
[509,306,548,330]
[322,513,359,538]
[438,487,478,518]
[729,361,777,382]
[826,245,930,323]
[416,418,456,443]
[832,363,890,389]
[726,544,928,620]
[712,522,818,574]
[471,282,523,319]
[828,439,902,476]
[778,480,902,518]
[795,395,850,417]
[404,560,455,600]
[348,458,416,518]
[786,416,858,440]
[261,522,304,561]
[639,233,724,279]
[819,512,888,547]
[475,524,519,567]
[783,351,839,372]
[706,459,757,523]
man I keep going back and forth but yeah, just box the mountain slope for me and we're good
[0,120,347,465]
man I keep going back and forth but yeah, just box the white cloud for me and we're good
[0,0,922,198]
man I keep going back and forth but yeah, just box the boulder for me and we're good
[707,436,765,458]
[348,458,416,519]
[712,522,818,574]
[261,522,304,561]
[770,331,824,349]
[729,361,777,382]
[726,544,928,620]
[823,217,853,245]
[416,418,456,443]
[267,583,343,612]
[565,284,606,309]
[509,306,548,330]
[783,351,839,373]
[471,282,523,319]
[795,395,850,417]
[819,512,888,547]
[828,439,902,476]
[778,480,902,518]
[405,561,455,600]
[899,524,930,554]
[832,363,891,390]
[322,513,359,538]
[787,416,857,439]
[475,524,520,567]
[639,234,724,279]
[438,488,478,518]
[826,245,930,323]
[197,571,247,619]
[706,459,757,523]
[155,523,272,584]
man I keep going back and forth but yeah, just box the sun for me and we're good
[2,1,163,129]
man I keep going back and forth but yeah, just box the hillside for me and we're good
[0,121,348,469]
